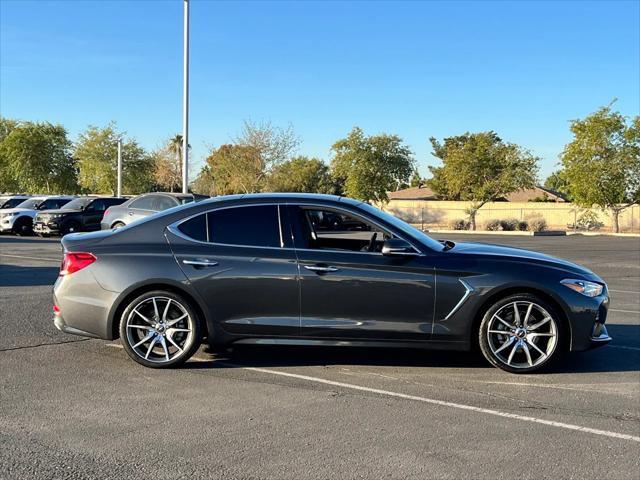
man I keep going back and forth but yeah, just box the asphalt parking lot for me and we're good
[0,233,638,479]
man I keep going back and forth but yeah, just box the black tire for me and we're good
[478,293,565,374]
[111,222,125,229]
[60,221,81,236]
[13,217,33,236]
[119,290,201,368]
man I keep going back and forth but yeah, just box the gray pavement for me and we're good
[0,233,639,479]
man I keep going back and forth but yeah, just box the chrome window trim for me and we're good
[167,200,425,256]
[168,203,285,250]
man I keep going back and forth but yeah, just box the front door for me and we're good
[167,204,300,337]
[287,205,435,341]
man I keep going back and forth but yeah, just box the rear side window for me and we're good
[178,214,207,242]
[154,196,178,211]
[130,196,156,210]
[208,205,281,247]
[89,199,107,211]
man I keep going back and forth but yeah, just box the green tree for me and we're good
[559,104,639,232]
[265,156,335,193]
[428,131,539,230]
[0,119,78,193]
[330,127,414,203]
[203,144,263,195]
[152,134,190,192]
[543,170,572,201]
[409,169,423,187]
[75,123,154,195]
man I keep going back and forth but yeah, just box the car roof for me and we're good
[199,192,362,207]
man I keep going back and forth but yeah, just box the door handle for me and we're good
[128,211,134,216]
[182,259,219,267]
[304,265,339,273]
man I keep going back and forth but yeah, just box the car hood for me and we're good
[37,208,79,215]
[0,207,35,215]
[450,241,599,279]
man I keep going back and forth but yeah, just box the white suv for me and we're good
[0,196,75,235]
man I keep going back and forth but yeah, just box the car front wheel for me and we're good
[478,294,564,373]
[119,291,201,368]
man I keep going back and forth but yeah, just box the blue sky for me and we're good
[1,0,639,181]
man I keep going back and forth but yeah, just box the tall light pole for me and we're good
[117,139,122,197]
[182,0,190,194]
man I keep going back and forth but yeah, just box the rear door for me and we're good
[167,204,300,337]
[287,204,435,341]
[82,199,107,230]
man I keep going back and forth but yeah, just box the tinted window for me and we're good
[89,199,107,211]
[208,205,281,247]
[106,198,126,207]
[2,198,27,209]
[40,198,71,210]
[154,196,178,211]
[178,214,207,242]
[130,196,156,210]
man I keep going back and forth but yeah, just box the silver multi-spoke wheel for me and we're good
[486,300,558,370]
[124,296,195,365]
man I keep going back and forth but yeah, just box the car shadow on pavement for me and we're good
[0,265,59,286]
[184,323,639,374]
[0,236,60,244]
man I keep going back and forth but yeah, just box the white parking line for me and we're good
[0,253,59,263]
[609,345,640,352]
[609,308,640,314]
[232,365,640,443]
[608,289,640,294]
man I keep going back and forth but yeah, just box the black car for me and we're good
[34,197,127,236]
[53,193,611,372]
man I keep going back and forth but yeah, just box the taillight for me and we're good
[104,208,111,217]
[60,252,96,276]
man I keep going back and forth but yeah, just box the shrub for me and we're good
[450,218,470,230]
[516,220,529,231]
[485,219,503,231]
[500,218,519,231]
[528,217,547,232]
[568,210,604,231]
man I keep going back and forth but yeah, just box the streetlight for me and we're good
[117,138,122,197]
[182,0,189,194]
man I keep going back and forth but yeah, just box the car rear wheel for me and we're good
[478,293,564,373]
[119,291,201,368]
[111,221,125,229]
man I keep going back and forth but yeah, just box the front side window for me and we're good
[176,205,282,248]
[40,198,71,210]
[291,206,392,253]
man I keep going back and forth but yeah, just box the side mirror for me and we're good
[382,238,420,257]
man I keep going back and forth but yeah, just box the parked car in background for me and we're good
[0,195,31,209]
[34,196,127,236]
[0,196,75,235]
[100,192,208,230]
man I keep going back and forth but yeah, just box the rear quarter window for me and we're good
[177,214,208,242]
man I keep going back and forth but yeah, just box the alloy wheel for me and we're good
[486,301,558,369]
[125,296,194,364]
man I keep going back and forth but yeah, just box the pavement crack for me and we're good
[0,338,91,353]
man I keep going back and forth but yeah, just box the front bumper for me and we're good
[569,292,612,351]
[33,222,60,235]
[0,217,16,231]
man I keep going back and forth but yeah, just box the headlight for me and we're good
[561,279,604,297]
[3,212,17,217]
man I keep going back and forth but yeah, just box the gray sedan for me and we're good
[100,192,208,230]
[54,193,611,372]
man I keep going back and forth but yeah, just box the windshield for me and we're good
[359,202,445,252]
[63,198,92,210]
[15,198,44,210]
